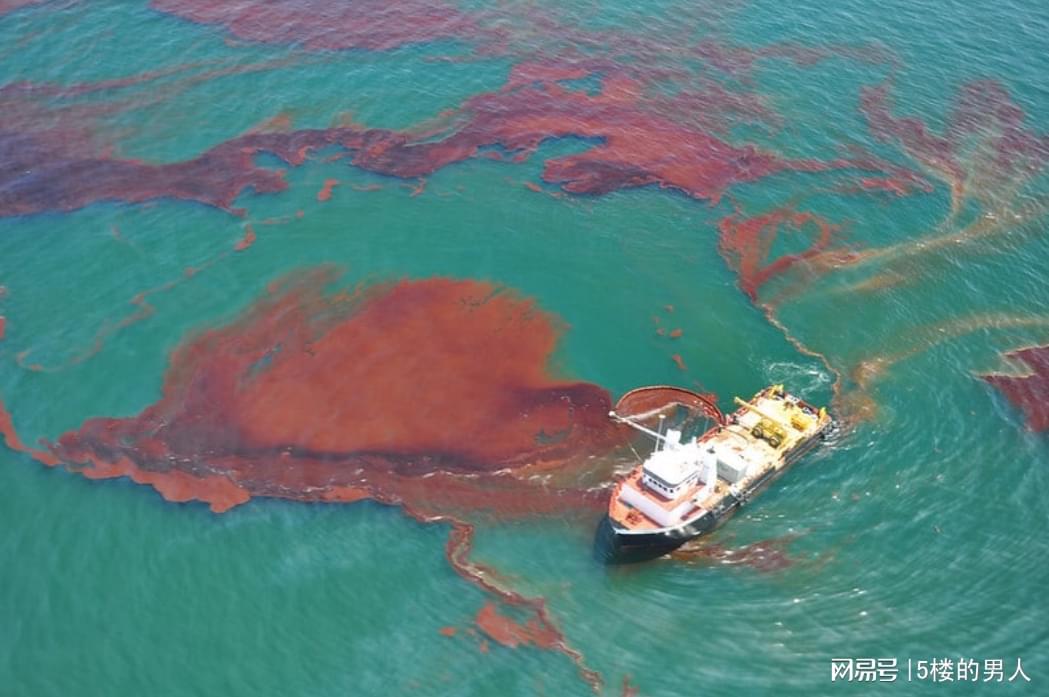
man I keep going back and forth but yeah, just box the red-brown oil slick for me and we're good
[983,345,1049,432]
[0,0,920,224]
[711,78,1049,313]
[669,534,800,573]
[861,79,1049,213]
[703,78,1049,428]
[0,268,785,691]
[10,268,626,509]
[475,602,562,652]
[0,267,669,690]
[717,206,842,302]
[0,59,917,219]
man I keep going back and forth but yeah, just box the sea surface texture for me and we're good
[1,1,1047,695]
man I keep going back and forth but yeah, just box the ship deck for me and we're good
[608,387,829,532]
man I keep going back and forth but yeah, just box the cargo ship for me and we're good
[598,385,832,562]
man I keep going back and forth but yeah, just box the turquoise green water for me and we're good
[1,1,1047,695]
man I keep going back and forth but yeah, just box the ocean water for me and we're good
[1,1,1047,696]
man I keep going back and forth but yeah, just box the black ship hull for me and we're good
[595,494,739,563]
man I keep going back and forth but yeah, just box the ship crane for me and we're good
[608,411,686,449]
